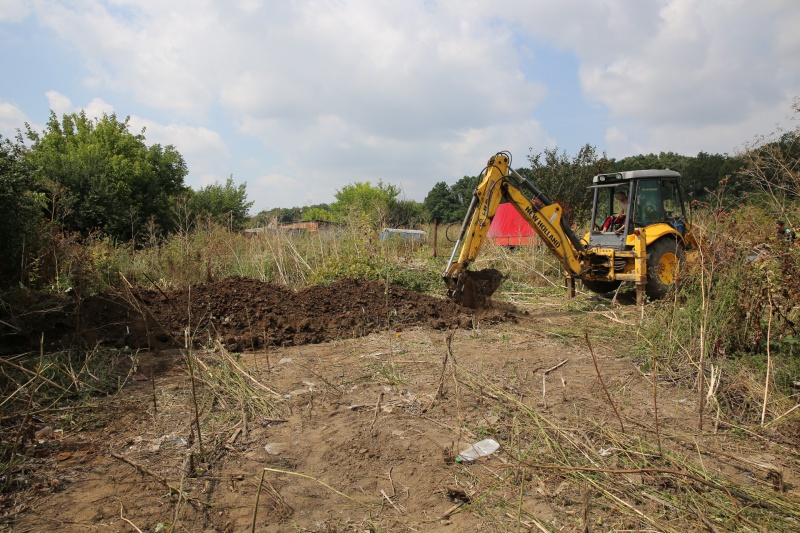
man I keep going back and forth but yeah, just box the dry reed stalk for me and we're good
[244,303,257,360]
[4,333,44,491]
[296,360,344,395]
[448,334,465,450]
[761,294,773,425]
[118,502,144,533]
[282,232,311,281]
[185,327,203,451]
[251,468,266,533]
[259,467,372,508]
[265,237,287,285]
[0,355,69,393]
[651,344,662,456]
[436,333,453,400]
[110,452,209,508]
[215,341,282,397]
[370,392,384,433]
[380,489,405,514]
[0,374,37,410]
[581,480,590,533]
[584,331,625,434]
[199,346,284,422]
[450,337,800,531]
[150,351,157,413]
[263,327,271,372]
[765,403,800,426]
[516,466,526,533]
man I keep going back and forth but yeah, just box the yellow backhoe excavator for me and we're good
[443,151,696,306]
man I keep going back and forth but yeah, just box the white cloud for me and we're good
[45,91,73,118]
[126,116,231,188]
[0,0,29,22]
[256,173,300,188]
[197,173,222,188]
[83,97,115,119]
[0,101,28,138]
[574,1,798,153]
[8,0,799,210]
[605,126,644,158]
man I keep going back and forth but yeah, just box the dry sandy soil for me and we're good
[2,277,799,532]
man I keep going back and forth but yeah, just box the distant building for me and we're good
[244,220,335,236]
[380,228,427,242]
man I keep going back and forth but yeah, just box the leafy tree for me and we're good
[251,204,332,227]
[423,182,453,223]
[683,152,743,197]
[0,135,41,280]
[331,180,400,227]
[611,151,742,198]
[450,175,481,217]
[389,199,428,227]
[527,144,610,223]
[253,207,300,225]
[24,111,187,240]
[301,206,334,222]
[611,152,690,174]
[189,176,254,231]
[423,175,481,224]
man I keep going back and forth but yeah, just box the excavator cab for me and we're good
[587,170,687,250]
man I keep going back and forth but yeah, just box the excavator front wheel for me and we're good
[646,238,684,299]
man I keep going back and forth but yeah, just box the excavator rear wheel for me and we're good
[646,238,684,299]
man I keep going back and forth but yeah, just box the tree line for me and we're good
[258,144,743,230]
[3,100,798,285]
[422,144,750,226]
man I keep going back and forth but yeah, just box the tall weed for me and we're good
[641,198,800,422]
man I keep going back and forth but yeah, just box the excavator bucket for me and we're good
[449,268,503,308]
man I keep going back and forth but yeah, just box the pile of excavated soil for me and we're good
[2,277,517,354]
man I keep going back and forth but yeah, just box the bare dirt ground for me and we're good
[2,277,800,532]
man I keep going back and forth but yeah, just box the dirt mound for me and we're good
[2,277,516,353]
[115,277,517,351]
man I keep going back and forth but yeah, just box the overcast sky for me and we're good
[2,0,798,214]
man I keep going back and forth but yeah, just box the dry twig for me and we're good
[585,331,625,434]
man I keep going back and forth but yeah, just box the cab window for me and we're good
[633,180,663,226]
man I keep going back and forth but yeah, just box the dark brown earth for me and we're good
[1,277,517,355]
[3,278,800,532]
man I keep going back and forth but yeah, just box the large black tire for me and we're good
[646,238,684,299]
[581,279,622,295]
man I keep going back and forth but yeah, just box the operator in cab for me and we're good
[601,190,628,234]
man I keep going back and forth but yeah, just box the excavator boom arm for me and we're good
[443,152,585,306]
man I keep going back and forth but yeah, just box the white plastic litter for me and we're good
[457,438,500,462]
